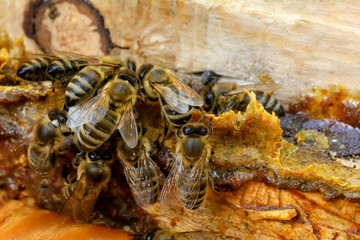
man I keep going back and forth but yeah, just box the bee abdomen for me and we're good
[48,59,87,82]
[27,145,56,175]
[131,178,159,205]
[163,105,194,128]
[17,57,53,81]
[65,67,103,107]
[254,91,285,117]
[179,173,208,210]
[75,111,119,152]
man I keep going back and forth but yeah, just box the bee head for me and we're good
[88,150,112,162]
[201,70,218,86]
[48,108,68,124]
[35,122,58,145]
[180,123,209,137]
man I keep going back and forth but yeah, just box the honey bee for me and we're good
[27,109,72,176]
[160,122,212,210]
[201,71,285,116]
[138,64,203,135]
[117,129,164,209]
[65,56,136,108]
[62,150,112,221]
[16,51,92,84]
[66,69,140,152]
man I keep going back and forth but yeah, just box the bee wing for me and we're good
[62,171,101,221]
[153,84,190,113]
[121,150,164,209]
[225,83,285,96]
[152,73,203,113]
[144,152,166,185]
[118,102,138,148]
[28,144,55,176]
[66,89,110,128]
[159,151,183,210]
[46,50,100,64]
[181,149,207,210]
[10,53,58,66]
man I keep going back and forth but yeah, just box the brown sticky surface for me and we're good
[289,85,360,128]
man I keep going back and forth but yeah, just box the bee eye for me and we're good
[201,70,217,85]
[204,92,214,111]
[198,127,208,136]
[183,126,194,135]
[88,151,99,161]
[139,64,153,81]
[48,109,68,123]
[127,61,136,72]
[88,150,112,161]
[176,130,183,138]
[145,229,159,240]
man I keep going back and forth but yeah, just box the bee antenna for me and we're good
[73,152,85,167]
[197,108,206,123]
[176,130,183,139]
[111,43,130,50]
[208,117,213,137]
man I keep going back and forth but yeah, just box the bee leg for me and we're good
[208,117,213,137]
[160,112,169,143]
[219,99,235,115]
[62,104,69,113]
[136,95,146,103]
[208,170,219,193]
[73,152,85,167]
[50,152,57,168]
[163,122,169,142]
[196,108,206,123]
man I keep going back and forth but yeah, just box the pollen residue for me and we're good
[191,91,282,169]
[289,85,360,128]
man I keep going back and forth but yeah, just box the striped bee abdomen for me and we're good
[129,168,160,205]
[254,91,285,117]
[75,109,119,152]
[17,57,54,81]
[178,171,208,210]
[48,59,87,83]
[215,91,285,117]
[162,103,195,128]
[27,145,56,176]
[65,66,111,108]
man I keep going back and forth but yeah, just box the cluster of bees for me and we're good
[18,53,285,222]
